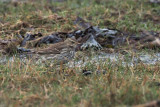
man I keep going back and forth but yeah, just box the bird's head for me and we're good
[64,37,79,48]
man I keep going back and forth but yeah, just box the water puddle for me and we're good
[67,52,160,67]
[0,52,159,68]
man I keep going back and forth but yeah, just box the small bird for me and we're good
[0,38,23,54]
[134,31,160,49]
[35,37,78,54]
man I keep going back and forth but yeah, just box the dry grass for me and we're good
[0,57,160,106]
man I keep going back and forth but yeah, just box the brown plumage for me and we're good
[35,38,78,54]
[0,38,22,54]
[134,31,160,49]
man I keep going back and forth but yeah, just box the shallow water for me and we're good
[0,52,160,67]
[67,52,160,67]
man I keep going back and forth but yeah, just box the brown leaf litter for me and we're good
[0,17,159,58]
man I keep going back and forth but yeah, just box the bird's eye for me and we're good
[72,41,75,43]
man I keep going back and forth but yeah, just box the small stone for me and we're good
[82,70,92,76]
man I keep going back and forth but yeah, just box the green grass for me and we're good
[0,0,160,106]
[0,0,159,37]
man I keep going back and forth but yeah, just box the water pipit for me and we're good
[35,38,78,55]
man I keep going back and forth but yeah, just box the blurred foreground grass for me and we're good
[0,56,160,106]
